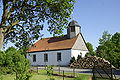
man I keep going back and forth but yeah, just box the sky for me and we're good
[0,0,120,49]
[71,0,120,49]
[41,0,120,49]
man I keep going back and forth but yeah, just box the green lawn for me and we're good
[0,74,15,80]
[1,70,119,80]
[1,70,91,80]
[0,70,119,80]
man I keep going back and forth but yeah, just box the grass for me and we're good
[95,78,120,80]
[1,70,92,80]
[1,74,15,80]
[31,70,75,80]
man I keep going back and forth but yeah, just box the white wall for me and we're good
[27,49,71,66]
[71,49,88,59]
[75,27,80,36]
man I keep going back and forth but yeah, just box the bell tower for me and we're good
[67,20,81,38]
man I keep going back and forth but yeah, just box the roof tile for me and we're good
[28,35,78,52]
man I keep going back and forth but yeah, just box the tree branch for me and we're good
[7,0,16,20]
[4,20,19,35]
[1,0,8,25]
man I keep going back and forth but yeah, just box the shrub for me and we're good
[46,65,54,76]
[77,54,82,61]
[70,56,75,64]
[0,47,31,80]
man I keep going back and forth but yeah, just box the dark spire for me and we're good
[68,20,80,27]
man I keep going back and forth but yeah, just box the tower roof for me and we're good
[68,20,80,27]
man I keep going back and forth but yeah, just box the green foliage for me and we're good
[46,65,54,76]
[0,0,75,49]
[96,31,120,69]
[0,47,31,80]
[85,42,96,56]
[0,51,5,66]
[70,56,75,64]
[99,31,111,45]
[111,32,120,52]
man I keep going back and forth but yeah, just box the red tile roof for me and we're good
[28,35,78,52]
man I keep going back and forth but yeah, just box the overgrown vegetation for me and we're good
[0,47,31,80]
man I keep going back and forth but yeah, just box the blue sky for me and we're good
[42,0,120,49]
[72,0,120,49]
[0,0,120,49]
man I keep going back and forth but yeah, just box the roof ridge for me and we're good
[41,34,67,40]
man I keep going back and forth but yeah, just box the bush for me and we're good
[77,54,82,61]
[0,47,31,80]
[70,56,75,64]
[46,65,54,76]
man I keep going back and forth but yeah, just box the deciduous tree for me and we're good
[85,42,95,56]
[96,31,120,69]
[0,0,75,49]
[0,47,31,80]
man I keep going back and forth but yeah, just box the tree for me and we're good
[111,32,120,52]
[96,31,112,58]
[0,47,31,80]
[0,50,5,67]
[99,31,111,45]
[96,31,120,69]
[0,0,75,49]
[85,42,95,56]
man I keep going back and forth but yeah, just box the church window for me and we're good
[44,54,48,62]
[57,52,61,61]
[71,27,75,32]
[33,54,36,62]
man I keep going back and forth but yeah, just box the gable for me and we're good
[72,33,88,51]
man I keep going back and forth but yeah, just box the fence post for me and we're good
[73,68,75,77]
[45,62,46,70]
[59,65,60,74]
[110,61,113,79]
[92,63,96,80]
[63,70,64,80]
[37,64,39,73]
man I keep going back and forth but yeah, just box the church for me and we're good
[27,20,88,66]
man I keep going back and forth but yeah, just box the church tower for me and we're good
[67,20,81,38]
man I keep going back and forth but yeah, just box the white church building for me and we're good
[27,20,88,66]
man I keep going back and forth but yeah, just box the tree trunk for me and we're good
[0,28,4,49]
